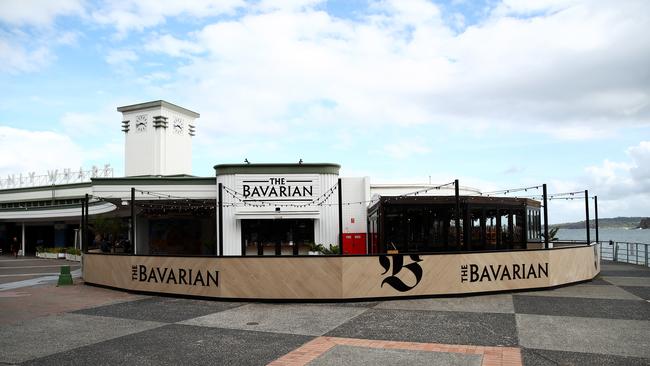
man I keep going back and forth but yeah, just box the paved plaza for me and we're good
[0,259,649,365]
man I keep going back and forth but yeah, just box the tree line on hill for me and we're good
[551,217,649,229]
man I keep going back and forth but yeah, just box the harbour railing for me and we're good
[599,241,650,267]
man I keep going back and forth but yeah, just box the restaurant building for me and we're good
[0,100,539,257]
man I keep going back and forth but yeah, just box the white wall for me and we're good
[122,105,196,176]
[216,173,340,255]
[0,185,91,203]
[341,177,370,234]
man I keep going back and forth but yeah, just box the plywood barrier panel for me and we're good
[84,255,223,298]
[83,244,600,300]
[218,257,342,299]
[547,244,600,286]
[342,250,552,298]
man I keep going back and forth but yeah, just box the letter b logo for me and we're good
[378,255,423,292]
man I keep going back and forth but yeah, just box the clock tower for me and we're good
[118,100,200,176]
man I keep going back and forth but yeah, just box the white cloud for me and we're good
[131,0,649,146]
[0,0,85,27]
[0,126,84,176]
[381,140,431,159]
[91,0,244,35]
[585,140,650,198]
[0,37,51,74]
[144,34,204,57]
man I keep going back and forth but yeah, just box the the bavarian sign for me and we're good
[83,244,599,300]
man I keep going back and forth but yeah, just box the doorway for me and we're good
[241,219,314,256]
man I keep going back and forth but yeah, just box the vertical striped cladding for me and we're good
[315,174,339,247]
[217,174,239,256]
[217,173,340,255]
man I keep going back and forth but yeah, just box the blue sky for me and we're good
[0,0,649,223]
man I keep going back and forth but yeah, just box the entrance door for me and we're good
[241,219,314,256]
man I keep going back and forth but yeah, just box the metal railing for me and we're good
[599,241,650,267]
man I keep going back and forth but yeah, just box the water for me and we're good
[557,228,650,244]
[556,228,650,266]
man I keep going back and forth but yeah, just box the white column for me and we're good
[21,222,25,256]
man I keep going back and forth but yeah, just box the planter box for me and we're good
[37,252,58,259]
[57,253,66,259]
[65,254,82,262]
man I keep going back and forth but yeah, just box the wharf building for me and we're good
[0,100,543,257]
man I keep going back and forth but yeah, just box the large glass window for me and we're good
[241,219,314,256]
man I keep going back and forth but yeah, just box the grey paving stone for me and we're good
[300,301,380,308]
[522,348,650,366]
[621,286,650,300]
[586,278,613,285]
[599,270,650,278]
[375,294,514,313]
[326,309,518,346]
[513,295,650,320]
[516,284,641,300]
[74,296,244,323]
[0,313,163,364]
[517,314,650,359]
[180,303,368,336]
[308,344,482,366]
[601,263,647,271]
[602,276,650,287]
[23,324,313,366]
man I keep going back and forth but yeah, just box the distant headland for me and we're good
[552,217,649,229]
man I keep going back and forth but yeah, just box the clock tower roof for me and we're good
[117,100,200,118]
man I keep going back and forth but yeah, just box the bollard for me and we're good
[57,265,73,286]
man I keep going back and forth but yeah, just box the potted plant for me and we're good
[308,243,324,255]
[321,244,340,255]
[65,247,82,261]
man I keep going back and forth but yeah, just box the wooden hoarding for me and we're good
[83,244,600,300]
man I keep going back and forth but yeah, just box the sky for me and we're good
[0,0,648,223]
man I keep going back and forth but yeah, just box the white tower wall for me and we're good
[118,100,199,176]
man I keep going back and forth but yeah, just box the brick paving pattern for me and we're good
[0,259,649,365]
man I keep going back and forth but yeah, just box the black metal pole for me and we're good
[130,187,135,254]
[594,196,599,243]
[81,194,85,253]
[455,179,461,248]
[585,190,590,244]
[218,183,224,256]
[338,178,343,254]
[83,193,89,253]
[543,184,549,249]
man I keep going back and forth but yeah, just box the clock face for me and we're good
[135,114,148,132]
[173,118,184,134]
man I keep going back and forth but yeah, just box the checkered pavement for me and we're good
[1,261,649,365]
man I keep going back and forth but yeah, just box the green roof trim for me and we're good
[213,163,341,175]
[0,182,91,194]
[91,177,215,185]
[117,100,200,118]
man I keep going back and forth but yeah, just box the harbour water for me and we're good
[556,228,650,266]
[557,228,650,244]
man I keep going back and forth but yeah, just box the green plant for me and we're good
[92,217,126,241]
[36,246,44,253]
[309,243,325,253]
[321,244,340,255]
[66,247,81,255]
[542,227,560,242]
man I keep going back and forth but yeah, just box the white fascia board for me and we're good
[0,202,116,220]
[0,186,92,202]
[92,185,217,200]
[235,211,320,219]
